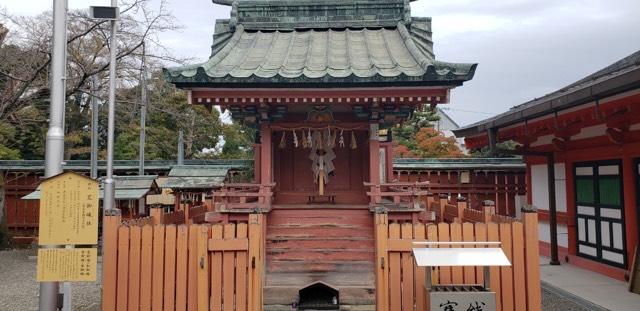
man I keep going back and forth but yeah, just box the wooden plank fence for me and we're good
[374,212,541,311]
[102,212,265,311]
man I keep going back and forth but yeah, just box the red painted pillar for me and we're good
[260,123,272,185]
[174,191,181,211]
[565,160,578,256]
[368,124,381,185]
[622,156,638,266]
[385,143,394,183]
[526,159,533,204]
[253,143,262,183]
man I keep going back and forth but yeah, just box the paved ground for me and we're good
[540,256,640,311]
[0,249,101,311]
[542,281,608,311]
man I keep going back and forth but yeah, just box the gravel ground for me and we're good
[0,249,102,311]
[0,248,607,311]
[541,281,608,311]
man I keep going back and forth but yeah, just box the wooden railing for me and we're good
[364,182,430,209]
[374,211,541,311]
[149,204,211,225]
[102,212,265,311]
[188,205,208,223]
[121,216,154,227]
[213,183,275,211]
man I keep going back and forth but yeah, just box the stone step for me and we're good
[266,271,374,287]
[267,260,373,273]
[264,286,375,306]
[264,304,376,311]
[268,215,373,226]
[267,222,372,229]
[267,239,374,250]
[267,227,374,239]
[267,250,374,262]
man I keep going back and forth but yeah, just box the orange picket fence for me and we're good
[374,212,541,311]
[102,212,265,311]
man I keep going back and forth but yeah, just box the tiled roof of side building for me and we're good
[0,158,524,172]
[393,158,525,170]
[454,49,640,138]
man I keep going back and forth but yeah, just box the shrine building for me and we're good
[455,50,640,281]
[165,0,476,308]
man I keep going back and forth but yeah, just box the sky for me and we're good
[2,0,640,126]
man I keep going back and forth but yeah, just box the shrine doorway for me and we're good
[273,130,370,205]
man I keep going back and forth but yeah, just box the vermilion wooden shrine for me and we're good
[455,50,640,281]
[165,0,476,307]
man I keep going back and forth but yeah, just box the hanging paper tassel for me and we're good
[331,129,337,148]
[339,129,345,147]
[280,131,286,149]
[302,129,308,148]
[350,130,357,149]
[293,130,299,147]
[307,129,313,148]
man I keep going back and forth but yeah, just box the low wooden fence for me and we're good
[374,212,541,311]
[102,212,265,311]
[149,205,212,225]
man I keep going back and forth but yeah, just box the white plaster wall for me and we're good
[571,124,606,140]
[539,221,569,248]
[531,163,567,212]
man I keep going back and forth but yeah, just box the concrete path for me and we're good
[540,256,640,311]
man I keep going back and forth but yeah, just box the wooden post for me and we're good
[150,208,164,225]
[369,124,381,186]
[248,213,264,311]
[196,225,209,311]
[253,143,261,184]
[102,210,121,311]
[456,196,467,221]
[384,143,394,183]
[175,191,182,212]
[374,213,389,311]
[482,200,496,223]
[185,204,190,224]
[522,206,541,311]
[438,194,448,221]
[426,193,435,210]
[622,156,638,265]
[260,123,272,186]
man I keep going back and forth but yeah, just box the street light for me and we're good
[90,2,118,214]
[40,1,68,310]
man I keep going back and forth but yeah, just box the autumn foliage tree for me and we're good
[413,127,464,158]
[392,106,464,158]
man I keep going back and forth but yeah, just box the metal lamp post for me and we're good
[40,1,68,309]
[90,2,119,213]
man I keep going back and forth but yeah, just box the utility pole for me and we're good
[40,0,68,309]
[139,41,147,176]
[90,75,99,180]
[103,0,118,213]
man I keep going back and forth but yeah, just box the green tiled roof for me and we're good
[22,175,160,200]
[165,0,476,87]
[163,166,231,189]
[0,159,251,171]
[393,158,525,170]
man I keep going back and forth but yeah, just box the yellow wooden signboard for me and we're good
[38,172,99,245]
[37,248,97,282]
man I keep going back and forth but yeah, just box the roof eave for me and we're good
[454,66,640,138]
